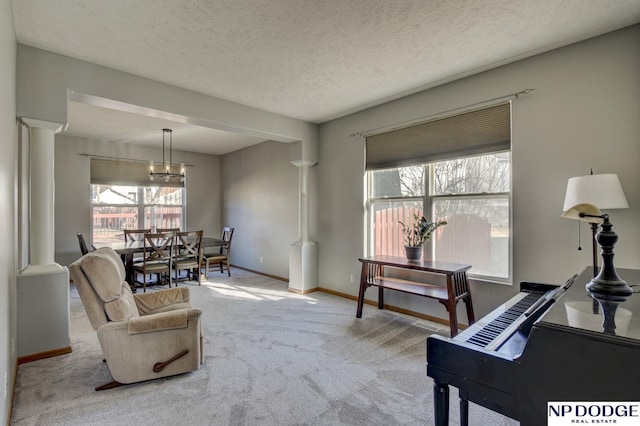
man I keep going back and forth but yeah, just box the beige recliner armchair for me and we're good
[69,247,203,390]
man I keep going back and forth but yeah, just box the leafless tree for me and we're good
[431,153,510,224]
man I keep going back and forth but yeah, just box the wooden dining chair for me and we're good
[77,232,96,256]
[172,230,203,285]
[157,227,180,233]
[132,231,174,292]
[123,228,151,242]
[203,227,234,277]
[123,228,152,274]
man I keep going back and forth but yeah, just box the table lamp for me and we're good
[561,172,629,277]
[561,172,630,316]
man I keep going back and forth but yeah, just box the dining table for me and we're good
[96,237,226,291]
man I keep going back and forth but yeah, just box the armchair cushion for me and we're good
[80,250,124,301]
[80,248,139,322]
[104,283,139,322]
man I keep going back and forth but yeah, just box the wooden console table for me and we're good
[357,255,475,337]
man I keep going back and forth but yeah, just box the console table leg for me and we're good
[440,299,459,338]
[356,284,365,318]
[356,264,367,318]
[464,296,475,325]
[448,305,459,337]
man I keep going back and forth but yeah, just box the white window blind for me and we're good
[365,103,511,170]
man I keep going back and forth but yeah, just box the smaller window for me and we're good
[431,153,510,195]
[370,166,425,198]
[367,165,425,257]
[91,185,185,244]
[144,187,184,232]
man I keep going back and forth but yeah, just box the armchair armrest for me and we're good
[133,287,191,315]
[127,308,202,335]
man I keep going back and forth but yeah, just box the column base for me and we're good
[289,240,318,293]
[17,263,70,358]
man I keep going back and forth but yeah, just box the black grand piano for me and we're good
[427,267,640,425]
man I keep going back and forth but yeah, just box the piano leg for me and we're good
[460,395,469,426]
[433,380,449,426]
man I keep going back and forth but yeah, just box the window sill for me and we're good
[469,275,513,286]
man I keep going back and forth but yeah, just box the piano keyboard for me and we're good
[455,290,548,351]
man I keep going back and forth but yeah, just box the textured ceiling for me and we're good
[11,0,640,155]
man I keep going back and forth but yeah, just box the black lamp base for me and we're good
[585,215,632,303]
[587,280,633,302]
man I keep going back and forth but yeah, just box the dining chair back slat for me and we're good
[132,231,174,292]
[77,232,92,256]
[124,229,151,242]
[157,228,181,234]
[173,230,203,285]
[146,233,174,261]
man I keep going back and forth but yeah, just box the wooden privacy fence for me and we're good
[373,208,491,272]
[437,214,491,272]
[374,206,422,257]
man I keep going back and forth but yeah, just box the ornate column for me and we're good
[23,119,63,265]
[288,140,318,294]
[17,118,71,360]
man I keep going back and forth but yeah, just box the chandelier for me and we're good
[149,128,185,182]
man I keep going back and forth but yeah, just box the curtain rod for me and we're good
[350,88,534,138]
[79,153,194,168]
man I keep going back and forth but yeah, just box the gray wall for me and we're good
[54,135,221,266]
[15,43,315,272]
[0,2,17,422]
[317,25,640,321]
[55,135,301,280]
[54,24,640,321]
[221,140,299,279]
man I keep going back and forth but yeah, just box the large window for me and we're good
[365,102,512,282]
[91,185,184,244]
[366,152,510,281]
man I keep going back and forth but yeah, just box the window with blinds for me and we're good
[365,103,512,282]
[89,158,185,244]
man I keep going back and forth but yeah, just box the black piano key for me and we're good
[468,337,489,346]
[464,291,547,347]
[478,331,497,339]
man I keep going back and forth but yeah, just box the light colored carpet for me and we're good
[10,269,518,425]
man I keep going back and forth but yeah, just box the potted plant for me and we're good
[399,213,447,260]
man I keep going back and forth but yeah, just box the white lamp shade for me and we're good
[562,173,629,212]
